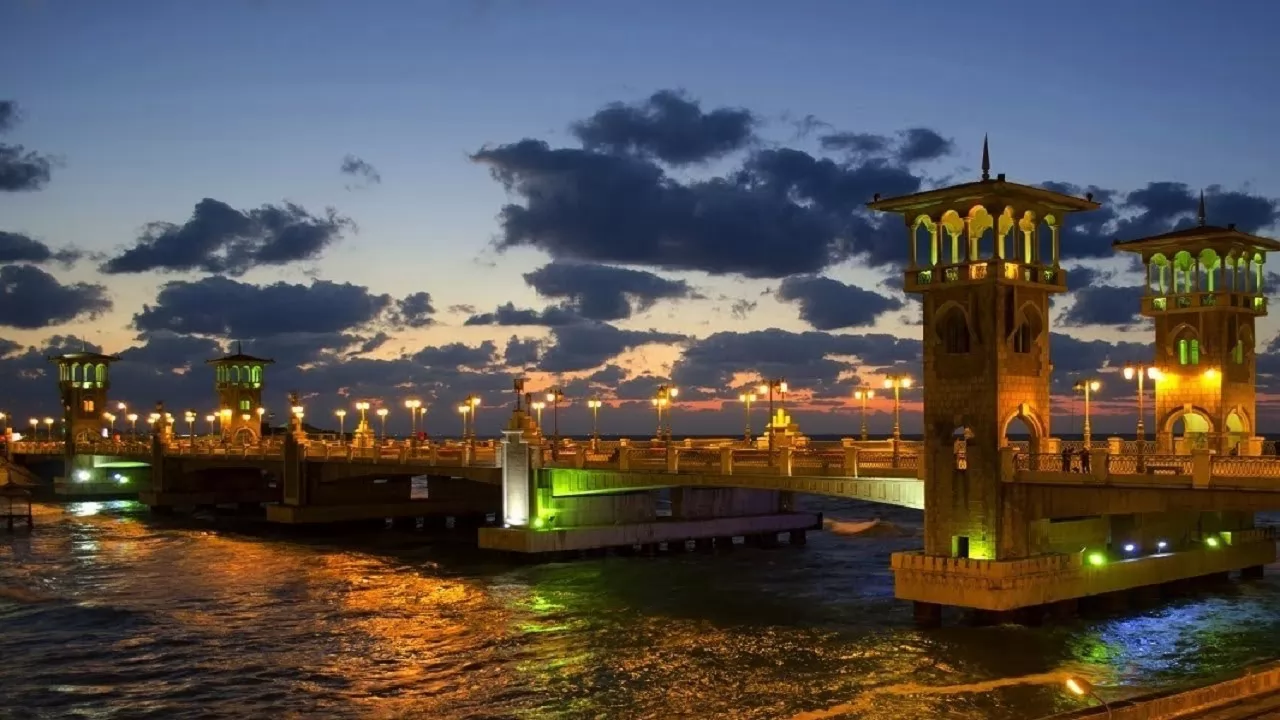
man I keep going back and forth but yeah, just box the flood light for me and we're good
[1087,552,1106,567]
[1123,543,1136,553]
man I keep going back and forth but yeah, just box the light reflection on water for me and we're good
[1,499,1278,719]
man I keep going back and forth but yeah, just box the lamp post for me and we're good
[650,395,667,440]
[655,385,678,442]
[404,399,421,437]
[219,408,232,438]
[355,400,370,427]
[1073,378,1102,446]
[737,391,756,443]
[853,387,875,441]
[1122,363,1160,446]
[205,414,215,435]
[256,406,265,435]
[127,413,138,438]
[464,394,481,444]
[883,375,913,441]
[586,397,603,443]
[184,411,196,439]
[457,402,472,440]
[376,407,389,440]
[1063,677,1112,719]
[545,387,564,449]
[531,401,545,434]
[757,379,787,453]
[28,418,37,441]
[335,409,347,442]
[44,416,54,441]
[103,411,116,433]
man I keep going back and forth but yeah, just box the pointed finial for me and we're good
[981,134,990,181]
[1197,190,1206,227]
[236,339,243,355]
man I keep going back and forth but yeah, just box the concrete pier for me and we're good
[478,511,820,554]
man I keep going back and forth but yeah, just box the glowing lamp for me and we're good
[1086,551,1107,567]
[1157,540,1168,551]
[1205,536,1220,548]
[75,470,90,482]
[1123,543,1136,553]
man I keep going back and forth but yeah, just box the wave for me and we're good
[824,518,917,538]
[0,586,57,604]
[791,671,1076,719]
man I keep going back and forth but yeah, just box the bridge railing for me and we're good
[537,444,921,478]
[1011,448,1280,487]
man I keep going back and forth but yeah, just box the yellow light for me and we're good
[241,413,250,421]
[1203,368,1219,380]
[205,415,215,422]
[220,408,232,418]
[532,401,545,410]
[469,396,481,407]
[256,407,265,416]
[335,409,347,417]
[1205,536,1220,548]
[1148,367,1162,380]
[670,387,680,398]
[1064,677,1092,697]
[1087,551,1106,567]
[1089,380,1100,392]
[376,408,388,417]
[1123,366,1135,380]
[757,384,768,394]
[127,414,137,422]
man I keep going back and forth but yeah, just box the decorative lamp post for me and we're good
[757,378,788,452]
[737,391,756,443]
[184,410,196,438]
[27,417,37,441]
[531,401,545,432]
[256,406,265,432]
[464,394,481,444]
[376,407,389,440]
[335,409,347,442]
[103,412,116,433]
[457,402,472,440]
[127,413,138,438]
[43,416,54,441]
[545,387,564,448]
[883,375,913,441]
[404,399,421,437]
[205,414,216,435]
[587,397,603,442]
[1121,364,1160,445]
[655,385,678,441]
[1073,378,1102,446]
[650,395,667,440]
[853,387,875,441]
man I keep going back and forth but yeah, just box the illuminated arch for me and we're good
[933,301,972,354]
[1000,403,1045,443]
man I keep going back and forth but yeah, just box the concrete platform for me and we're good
[265,500,492,524]
[894,531,1276,612]
[478,512,821,554]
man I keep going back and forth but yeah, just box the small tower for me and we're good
[206,342,274,443]
[868,138,1099,562]
[49,351,121,443]
[1113,199,1277,455]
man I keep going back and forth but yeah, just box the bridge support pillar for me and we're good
[500,430,536,527]
[913,602,942,628]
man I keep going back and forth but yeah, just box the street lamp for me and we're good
[655,385,678,441]
[43,417,54,441]
[757,379,787,452]
[28,417,37,441]
[103,411,116,433]
[853,387,875,441]
[531,401,546,433]
[219,408,232,437]
[1073,378,1102,446]
[205,414,215,435]
[404,399,422,437]
[883,375,913,441]
[127,413,138,438]
[545,387,564,448]
[457,402,472,440]
[587,397,603,442]
[376,407,389,440]
[1122,363,1161,446]
[650,395,668,440]
[335,409,347,442]
[464,394,480,443]
[184,410,196,438]
[355,401,370,427]
[737,391,756,443]
[1063,676,1112,718]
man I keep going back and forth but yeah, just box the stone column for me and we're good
[500,429,535,527]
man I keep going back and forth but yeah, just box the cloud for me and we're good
[340,154,381,188]
[775,275,904,330]
[729,298,756,320]
[463,302,582,327]
[503,335,541,367]
[1058,284,1146,328]
[1044,181,1279,260]
[522,261,698,321]
[394,291,435,328]
[0,101,54,192]
[570,89,755,165]
[0,230,81,266]
[410,340,498,369]
[820,127,954,165]
[540,322,685,373]
[0,265,111,329]
[132,276,402,338]
[100,198,353,275]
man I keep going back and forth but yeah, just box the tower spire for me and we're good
[980,134,990,181]
[1197,189,1206,227]
[236,339,243,355]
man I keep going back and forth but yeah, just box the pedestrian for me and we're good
[1080,447,1091,474]
[1061,445,1073,473]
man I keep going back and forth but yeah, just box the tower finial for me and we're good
[1197,189,1206,227]
[236,339,242,355]
[981,134,990,181]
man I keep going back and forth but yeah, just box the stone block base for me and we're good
[477,512,821,554]
[893,535,1276,612]
[265,500,493,524]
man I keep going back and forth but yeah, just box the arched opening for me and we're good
[1226,411,1248,453]
[1171,325,1201,366]
[1172,250,1195,293]
[70,363,80,383]
[251,365,262,384]
[232,426,258,446]
[95,363,106,384]
[1171,411,1212,451]
[913,214,938,268]
[936,304,971,354]
[1001,405,1043,449]
[940,210,965,264]
[966,205,994,260]
[231,366,241,383]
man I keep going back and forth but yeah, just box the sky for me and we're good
[2,0,1280,438]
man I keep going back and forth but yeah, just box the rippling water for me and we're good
[2,498,1279,719]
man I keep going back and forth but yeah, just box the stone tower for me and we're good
[206,342,274,443]
[1113,194,1276,455]
[50,351,121,445]
[867,139,1099,561]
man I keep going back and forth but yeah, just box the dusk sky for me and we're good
[3,0,1279,437]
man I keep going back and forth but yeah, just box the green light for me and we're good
[532,517,545,530]
[1205,536,1220,548]
[1087,552,1107,567]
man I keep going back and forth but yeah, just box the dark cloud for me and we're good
[503,335,541,367]
[819,127,954,164]
[340,155,381,188]
[132,277,397,338]
[0,230,80,266]
[540,322,685,373]
[1058,285,1146,328]
[351,332,391,356]
[394,291,435,328]
[522,262,698,321]
[729,298,756,320]
[776,276,904,330]
[101,198,352,275]
[410,340,497,369]
[1044,181,1279,260]
[0,101,54,192]
[571,89,755,165]
[463,302,582,327]
[0,265,110,329]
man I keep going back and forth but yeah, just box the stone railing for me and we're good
[540,443,921,478]
[1013,448,1280,489]
[891,550,1082,577]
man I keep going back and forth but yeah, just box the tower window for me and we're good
[239,399,251,411]
[1233,340,1244,364]
[1178,338,1201,365]
[82,399,94,413]
[1012,322,1032,354]
[937,306,971,354]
